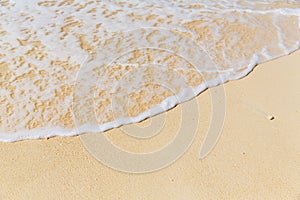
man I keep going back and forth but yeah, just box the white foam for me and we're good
[0,0,299,142]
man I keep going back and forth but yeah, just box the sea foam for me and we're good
[0,0,300,142]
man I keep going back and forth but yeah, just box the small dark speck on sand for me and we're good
[268,116,275,121]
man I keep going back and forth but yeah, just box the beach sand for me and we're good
[0,50,299,199]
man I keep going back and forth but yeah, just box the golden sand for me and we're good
[0,50,299,199]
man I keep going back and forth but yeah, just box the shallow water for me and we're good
[0,0,300,141]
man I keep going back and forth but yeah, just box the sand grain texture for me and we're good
[0,50,299,200]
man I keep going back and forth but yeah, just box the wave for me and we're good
[0,0,299,142]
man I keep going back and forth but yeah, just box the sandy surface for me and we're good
[0,50,300,199]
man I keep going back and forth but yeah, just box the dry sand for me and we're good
[0,50,299,199]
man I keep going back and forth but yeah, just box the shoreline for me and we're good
[0,50,299,199]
